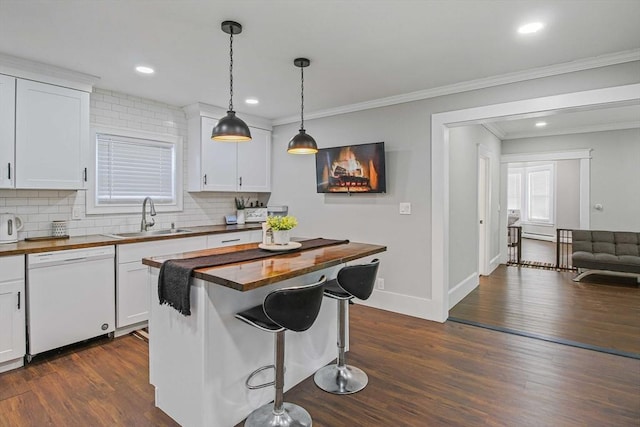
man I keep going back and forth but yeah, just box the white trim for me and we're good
[501,149,592,163]
[488,254,501,274]
[504,120,640,139]
[0,52,99,92]
[448,272,479,310]
[477,145,491,276]
[579,158,591,229]
[522,232,555,242]
[115,321,148,338]
[361,289,440,322]
[0,358,24,374]
[482,122,506,139]
[432,83,640,323]
[273,49,640,125]
[87,125,184,215]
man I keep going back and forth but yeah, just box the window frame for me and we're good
[507,162,555,226]
[87,125,183,215]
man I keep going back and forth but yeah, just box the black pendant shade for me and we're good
[287,129,318,154]
[211,111,251,141]
[212,20,252,142]
[287,57,317,154]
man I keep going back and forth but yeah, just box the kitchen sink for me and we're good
[102,229,193,239]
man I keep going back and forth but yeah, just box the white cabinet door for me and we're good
[0,280,25,366]
[200,117,237,191]
[15,79,89,189]
[237,127,271,192]
[187,115,271,192]
[0,255,26,369]
[0,75,16,189]
[117,262,151,327]
[116,236,207,328]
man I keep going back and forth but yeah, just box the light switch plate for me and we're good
[399,202,411,215]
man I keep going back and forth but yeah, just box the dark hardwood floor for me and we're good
[520,237,556,264]
[450,265,640,356]
[1,305,638,426]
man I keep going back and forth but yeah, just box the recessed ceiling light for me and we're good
[535,121,547,127]
[518,22,544,34]
[135,65,155,74]
[245,98,259,105]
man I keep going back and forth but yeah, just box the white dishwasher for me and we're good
[26,246,115,360]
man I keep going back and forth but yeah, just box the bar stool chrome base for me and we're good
[314,364,368,395]
[245,402,312,427]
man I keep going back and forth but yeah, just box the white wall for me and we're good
[503,128,640,231]
[0,88,255,239]
[556,160,581,230]
[270,61,640,320]
[448,125,501,290]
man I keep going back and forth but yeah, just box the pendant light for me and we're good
[211,21,252,142]
[287,58,318,154]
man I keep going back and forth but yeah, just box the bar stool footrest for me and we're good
[246,364,276,390]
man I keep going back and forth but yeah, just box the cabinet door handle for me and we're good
[239,176,242,187]
[17,291,21,310]
[222,238,241,243]
[203,174,207,185]
[7,162,11,180]
[83,167,88,182]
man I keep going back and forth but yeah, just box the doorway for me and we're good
[477,148,490,276]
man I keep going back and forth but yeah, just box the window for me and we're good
[87,127,183,214]
[507,171,522,210]
[507,163,554,225]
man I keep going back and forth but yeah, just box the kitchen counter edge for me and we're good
[0,224,263,256]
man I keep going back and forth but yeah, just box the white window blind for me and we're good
[507,172,522,210]
[527,169,552,222]
[96,133,176,205]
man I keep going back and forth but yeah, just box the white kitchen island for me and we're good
[143,241,386,427]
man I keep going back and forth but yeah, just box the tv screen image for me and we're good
[315,142,386,193]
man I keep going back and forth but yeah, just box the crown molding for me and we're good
[482,122,506,139]
[0,52,99,92]
[503,120,640,140]
[272,49,640,126]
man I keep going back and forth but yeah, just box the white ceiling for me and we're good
[0,0,639,121]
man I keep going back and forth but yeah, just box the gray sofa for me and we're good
[571,230,640,282]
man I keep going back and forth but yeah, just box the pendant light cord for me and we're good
[228,30,234,111]
[300,65,305,130]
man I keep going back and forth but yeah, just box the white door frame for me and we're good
[477,145,491,276]
[430,83,640,322]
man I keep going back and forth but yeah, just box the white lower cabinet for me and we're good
[116,236,207,330]
[116,231,262,332]
[0,255,25,373]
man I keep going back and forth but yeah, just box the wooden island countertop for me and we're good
[142,240,386,292]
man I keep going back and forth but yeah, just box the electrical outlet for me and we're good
[399,202,411,215]
[376,278,384,290]
[72,207,82,220]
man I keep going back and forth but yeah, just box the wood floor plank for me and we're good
[449,265,640,355]
[0,304,637,426]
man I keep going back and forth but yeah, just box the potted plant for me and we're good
[235,197,249,225]
[266,215,298,245]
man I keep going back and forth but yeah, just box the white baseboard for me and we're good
[0,357,24,374]
[522,232,555,242]
[361,288,442,322]
[115,320,148,338]
[489,254,501,274]
[448,272,479,310]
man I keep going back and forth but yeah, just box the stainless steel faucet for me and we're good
[141,197,157,231]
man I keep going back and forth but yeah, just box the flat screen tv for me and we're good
[315,142,386,193]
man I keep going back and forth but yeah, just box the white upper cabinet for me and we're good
[0,75,16,189]
[186,104,271,193]
[15,79,89,189]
